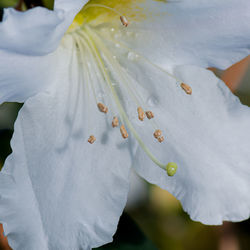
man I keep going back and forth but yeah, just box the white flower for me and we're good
[0,0,250,249]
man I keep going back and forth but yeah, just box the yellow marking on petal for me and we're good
[68,0,161,31]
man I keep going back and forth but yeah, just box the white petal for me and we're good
[117,0,250,70]
[0,49,58,103]
[131,63,250,225]
[0,0,87,55]
[0,41,133,249]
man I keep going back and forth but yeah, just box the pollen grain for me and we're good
[181,83,192,95]
[97,103,108,113]
[88,135,96,144]
[154,129,162,139]
[158,136,164,143]
[120,125,129,139]
[112,116,119,127]
[120,16,129,27]
[137,107,145,121]
[146,111,154,119]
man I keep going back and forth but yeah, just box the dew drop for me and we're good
[114,33,122,39]
[126,31,133,37]
[127,52,138,61]
[147,96,159,107]
[97,91,105,98]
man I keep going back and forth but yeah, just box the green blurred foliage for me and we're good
[43,0,54,9]
[0,0,17,8]
[0,0,54,9]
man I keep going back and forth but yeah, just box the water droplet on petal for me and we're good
[114,33,121,39]
[97,91,105,98]
[126,31,133,37]
[127,52,137,61]
[147,96,159,107]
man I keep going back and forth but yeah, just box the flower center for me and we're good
[64,1,192,177]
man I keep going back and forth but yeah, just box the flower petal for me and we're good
[0,42,133,249]
[0,0,87,55]
[0,49,58,103]
[131,63,250,225]
[118,0,250,70]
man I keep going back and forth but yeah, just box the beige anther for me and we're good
[112,116,119,128]
[120,16,129,27]
[120,125,128,139]
[88,135,96,144]
[146,111,154,119]
[158,136,164,143]
[97,103,108,113]
[137,107,145,121]
[181,83,192,95]
[154,129,162,139]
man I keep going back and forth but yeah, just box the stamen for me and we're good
[181,83,192,95]
[158,136,164,143]
[97,103,108,113]
[146,111,154,119]
[81,26,177,175]
[154,129,162,139]
[120,16,129,27]
[120,125,128,139]
[166,162,178,177]
[112,116,119,127]
[88,135,96,144]
[137,107,145,121]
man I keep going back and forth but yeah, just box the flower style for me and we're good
[0,0,250,249]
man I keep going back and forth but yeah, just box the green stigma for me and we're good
[166,162,178,177]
